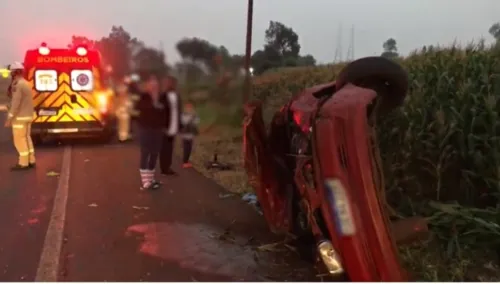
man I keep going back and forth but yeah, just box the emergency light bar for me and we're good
[37,42,88,56]
[38,42,50,55]
[76,47,87,56]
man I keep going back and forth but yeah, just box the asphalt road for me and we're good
[0,111,317,281]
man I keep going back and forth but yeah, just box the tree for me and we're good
[69,26,170,82]
[70,35,96,49]
[94,26,143,80]
[133,47,169,78]
[176,37,219,73]
[251,45,282,74]
[217,45,244,71]
[264,21,301,58]
[489,22,500,41]
[250,21,315,74]
[297,54,316,66]
[381,38,399,59]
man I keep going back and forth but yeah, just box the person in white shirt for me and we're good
[159,75,181,175]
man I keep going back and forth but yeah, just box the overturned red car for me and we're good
[243,57,427,281]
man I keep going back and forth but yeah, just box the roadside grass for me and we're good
[175,102,252,195]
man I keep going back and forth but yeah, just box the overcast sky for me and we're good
[1,0,499,65]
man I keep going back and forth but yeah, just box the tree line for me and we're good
[70,26,169,82]
[175,20,317,79]
[381,22,500,59]
[69,20,500,83]
[70,20,317,85]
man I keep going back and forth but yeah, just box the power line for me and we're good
[346,25,355,61]
[333,24,343,63]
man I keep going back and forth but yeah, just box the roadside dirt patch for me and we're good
[175,127,251,194]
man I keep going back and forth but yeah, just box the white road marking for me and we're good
[35,146,72,281]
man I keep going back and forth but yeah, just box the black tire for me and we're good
[335,56,409,110]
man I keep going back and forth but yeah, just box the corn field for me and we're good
[252,43,500,250]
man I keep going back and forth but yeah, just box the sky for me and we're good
[1,0,499,65]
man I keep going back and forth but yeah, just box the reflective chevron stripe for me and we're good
[27,67,106,123]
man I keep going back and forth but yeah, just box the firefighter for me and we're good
[3,62,35,171]
[115,79,132,142]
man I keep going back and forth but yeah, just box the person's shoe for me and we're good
[29,163,36,168]
[11,164,30,171]
[182,162,192,169]
[140,182,153,191]
[151,180,162,190]
[161,169,178,176]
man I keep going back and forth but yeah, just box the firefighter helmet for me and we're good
[9,62,24,71]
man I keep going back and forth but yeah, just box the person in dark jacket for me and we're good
[159,75,182,176]
[134,74,166,190]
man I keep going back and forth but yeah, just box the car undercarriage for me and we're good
[243,57,428,281]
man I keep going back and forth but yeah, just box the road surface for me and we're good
[0,111,317,281]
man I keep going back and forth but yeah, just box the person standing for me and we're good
[159,75,181,176]
[134,74,165,190]
[115,80,132,142]
[4,62,35,171]
[179,103,200,168]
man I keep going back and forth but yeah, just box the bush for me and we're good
[251,42,500,251]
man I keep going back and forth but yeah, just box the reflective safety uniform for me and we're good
[115,83,132,141]
[8,77,35,167]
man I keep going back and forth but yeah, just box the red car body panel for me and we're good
[243,101,291,233]
[314,84,406,281]
[243,82,407,281]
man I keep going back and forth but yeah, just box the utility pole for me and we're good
[333,24,343,63]
[346,25,355,61]
[243,0,253,103]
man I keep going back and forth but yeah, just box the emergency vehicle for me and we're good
[23,43,115,141]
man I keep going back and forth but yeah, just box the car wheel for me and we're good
[336,56,409,111]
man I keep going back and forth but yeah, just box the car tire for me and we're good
[335,56,409,110]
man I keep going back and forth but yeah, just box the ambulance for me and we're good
[24,43,115,141]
